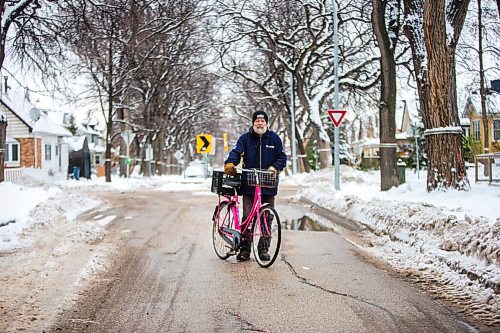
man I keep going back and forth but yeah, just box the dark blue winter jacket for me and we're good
[225,127,287,196]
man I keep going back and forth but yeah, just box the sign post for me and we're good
[327,110,346,190]
[290,74,297,175]
[122,130,135,178]
[331,0,341,190]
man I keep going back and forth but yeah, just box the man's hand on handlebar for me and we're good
[268,166,277,178]
[224,163,236,176]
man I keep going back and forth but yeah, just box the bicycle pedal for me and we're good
[227,250,237,256]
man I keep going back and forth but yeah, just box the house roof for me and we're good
[462,93,500,117]
[396,99,422,134]
[33,115,72,136]
[0,75,72,137]
[76,122,104,137]
[64,135,87,151]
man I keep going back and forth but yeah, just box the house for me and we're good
[395,99,422,159]
[359,99,421,167]
[462,94,500,153]
[0,77,72,176]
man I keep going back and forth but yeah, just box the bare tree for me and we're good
[0,0,61,182]
[214,0,380,171]
[457,0,499,159]
[53,0,201,181]
[124,2,216,175]
[372,0,403,190]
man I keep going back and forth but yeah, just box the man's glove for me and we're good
[224,163,236,176]
[268,165,277,178]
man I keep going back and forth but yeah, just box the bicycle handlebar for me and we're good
[235,167,274,174]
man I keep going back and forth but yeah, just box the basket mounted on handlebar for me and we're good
[247,170,279,188]
[211,171,241,196]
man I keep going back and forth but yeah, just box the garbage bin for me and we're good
[73,166,80,180]
[397,162,406,184]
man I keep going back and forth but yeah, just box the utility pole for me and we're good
[290,74,297,175]
[332,0,340,190]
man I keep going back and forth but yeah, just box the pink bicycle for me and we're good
[211,168,281,268]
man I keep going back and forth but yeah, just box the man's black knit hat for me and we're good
[252,109,268,123]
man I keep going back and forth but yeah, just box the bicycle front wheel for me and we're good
[252,206,281,268]
[212,201,236,260]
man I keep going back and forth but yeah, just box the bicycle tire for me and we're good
[212,201,235,260]
[252,206,281,268]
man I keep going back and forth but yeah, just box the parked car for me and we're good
[184,160,211,178]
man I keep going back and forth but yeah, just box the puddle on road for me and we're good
[282,215,331,232]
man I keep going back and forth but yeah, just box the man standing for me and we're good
[224,109,287,261]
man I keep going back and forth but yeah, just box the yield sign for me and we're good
[196,134,212,154]
[327,110,347,127]
[121,130,135,146]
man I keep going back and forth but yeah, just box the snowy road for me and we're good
[22,186,479,333]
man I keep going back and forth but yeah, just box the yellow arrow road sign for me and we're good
[196,134,212,153]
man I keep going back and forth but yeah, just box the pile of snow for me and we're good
[0,171,209,252]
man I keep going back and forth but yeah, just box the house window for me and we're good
[494,120,500,141]
[95,155,101,165]
[5,143,19,163]
[55,145,59,156]
[473,119,481,141]
[45,144,52,160]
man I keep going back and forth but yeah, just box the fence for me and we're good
[474,153,500,185]
[3,168,23,182]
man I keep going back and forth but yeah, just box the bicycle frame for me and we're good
[216,170,272,249]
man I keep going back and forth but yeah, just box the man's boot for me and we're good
[237,249,250,261]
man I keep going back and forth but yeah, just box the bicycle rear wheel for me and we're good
[212,201,236,260]
[252,206,281,268]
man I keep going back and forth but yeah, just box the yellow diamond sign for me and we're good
[196,134,212,154]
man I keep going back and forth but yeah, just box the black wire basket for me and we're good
[211,171,241,196]
[247,170,279,188]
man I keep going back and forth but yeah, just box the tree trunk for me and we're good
[372,0,400,191]
[403,0,431,127]
[423,0,468,190]
[0,119,7,183]
[155,127,165,176]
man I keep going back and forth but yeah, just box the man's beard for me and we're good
[253,125,266,136]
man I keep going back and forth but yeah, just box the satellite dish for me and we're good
[29,108,41,122]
